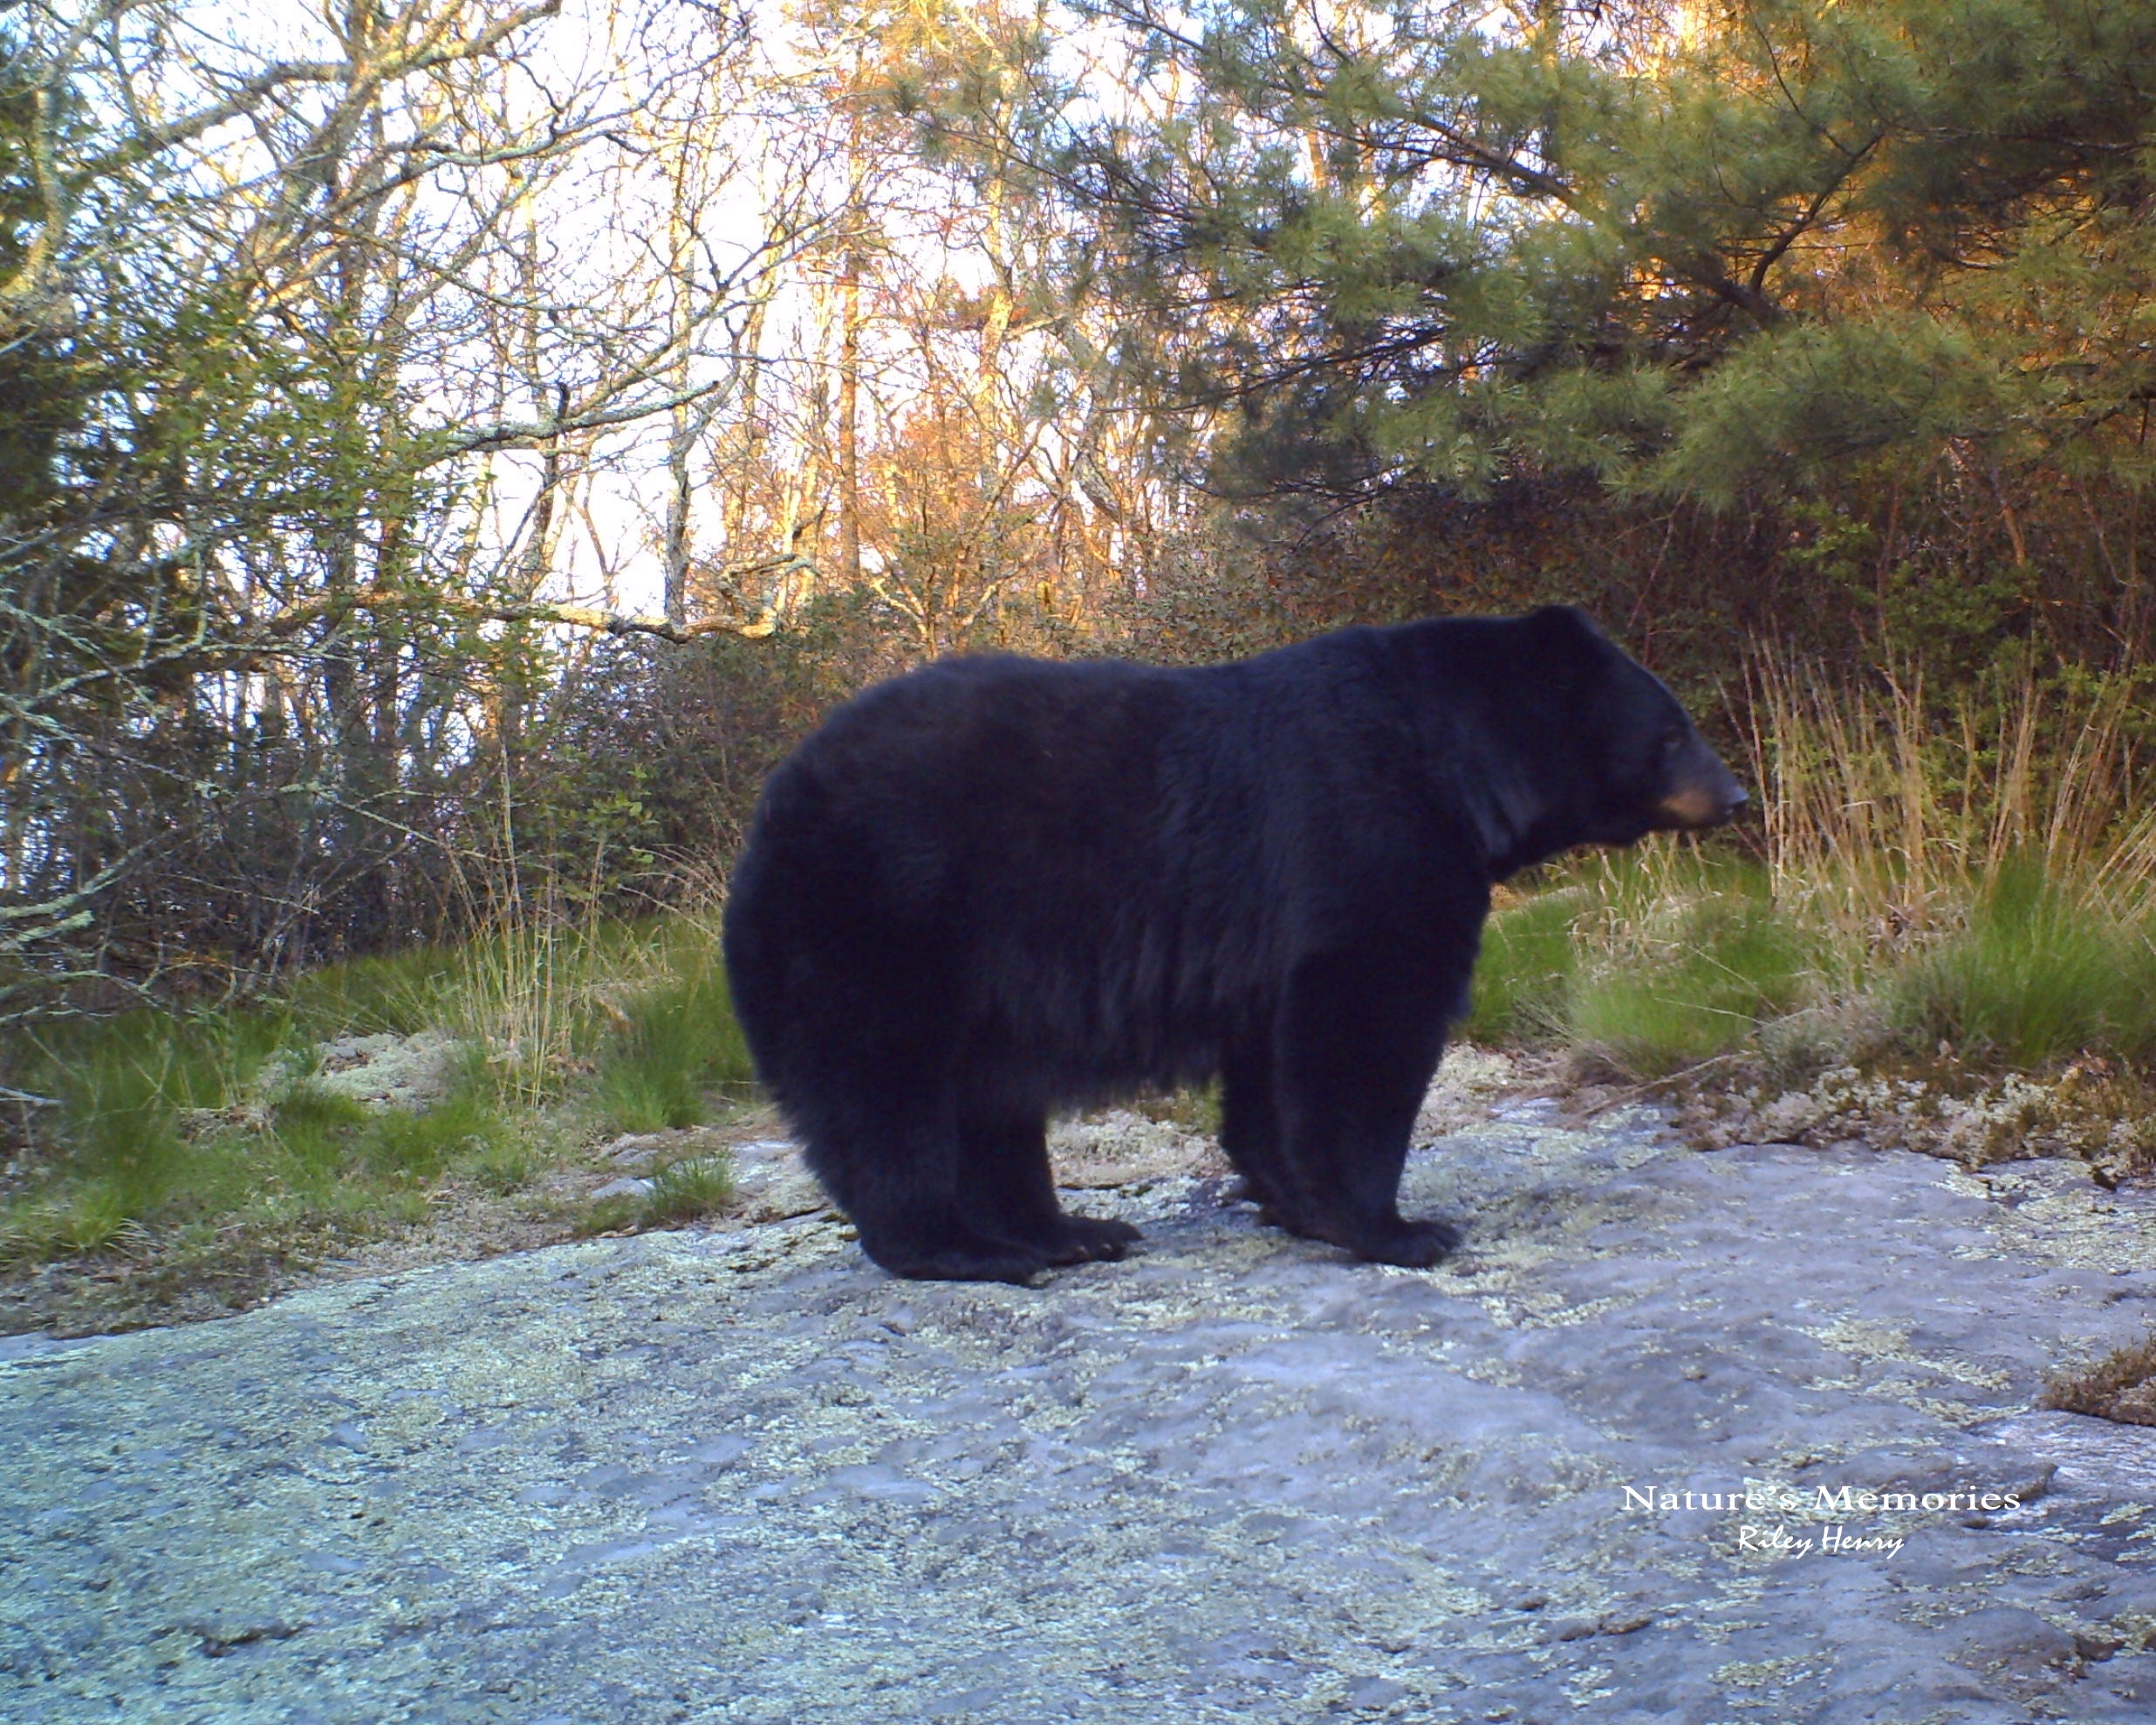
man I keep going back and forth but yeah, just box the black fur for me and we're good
[722,607,1744,1283]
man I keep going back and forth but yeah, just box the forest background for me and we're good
[10,0,2156,1225]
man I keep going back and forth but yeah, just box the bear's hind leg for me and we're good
[957,1108,1141,1267]
[795,1091,1052,1283]
[1220,1046,1297,1218]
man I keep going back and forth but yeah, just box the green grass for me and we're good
[1463,841,2156,1085]
[268,1083,376,1186]
[8,1007,296,1249]
[1466,852,1814,1079]
[640,1153,736,1226]
[1890,859,2156,1066]
[362,1087,514,1182]
[1464,886,1588,1044]
[1568,884,1811,1078]
[0,913,763,1289]
[282,945,461,1037]
[589,934,757,1135]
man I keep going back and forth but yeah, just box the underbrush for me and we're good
[1469,657,2156,1181]
[1471,849,2156,1103]
[0,909,760,1326]
[15,654,2156,1360]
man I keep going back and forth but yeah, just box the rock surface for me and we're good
[8,1097,2156,1722]
[290,1031,465,1112]
[599,1130,829,1223]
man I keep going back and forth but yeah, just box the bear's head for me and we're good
[1523,605,1748,850]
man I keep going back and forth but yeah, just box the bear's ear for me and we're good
[1521,606,1608,688]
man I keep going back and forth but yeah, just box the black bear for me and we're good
[722,607,1744,1283]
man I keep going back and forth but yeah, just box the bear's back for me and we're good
[724,641,1405,1090]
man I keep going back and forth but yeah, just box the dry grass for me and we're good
[1749,654,2156,955]
[1473,655,2156,1086]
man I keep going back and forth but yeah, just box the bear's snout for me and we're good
[1655,740,1748,830]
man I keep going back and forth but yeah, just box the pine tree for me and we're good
[1010,0,2156,503]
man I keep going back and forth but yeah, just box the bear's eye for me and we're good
[1658,731,1684,759]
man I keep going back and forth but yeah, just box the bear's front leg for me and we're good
[956,1107,1143,1269]
[1270,948,1463,1268]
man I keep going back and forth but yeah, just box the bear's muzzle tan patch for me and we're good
[1656,783,1738,829]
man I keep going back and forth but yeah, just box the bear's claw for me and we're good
[1048,1215,1143,1264]
[1349,1216,1462,1269]
[1259,1207,1462,1269]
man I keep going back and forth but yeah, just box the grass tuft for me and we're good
[1890,858,2156,1067]
[1467,855,1810,1081]
[575,1194,642,1236]
[640,1154,735,1227]
[1568,882,1810,1079]
[589,936,756,1136]
[361,1089,510,1183]
[1464,887,1585,1044]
